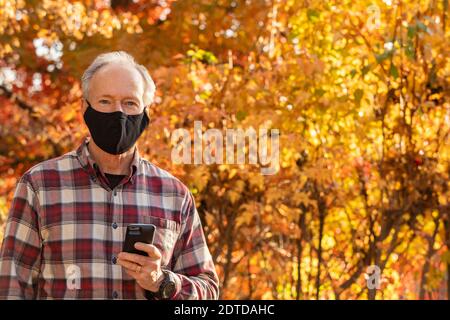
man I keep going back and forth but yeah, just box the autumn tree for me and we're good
[0,0,448,299]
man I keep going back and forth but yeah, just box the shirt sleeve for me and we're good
[0,173,43,299]
[168,190,220,300]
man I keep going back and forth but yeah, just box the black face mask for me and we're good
[83,100,149,155]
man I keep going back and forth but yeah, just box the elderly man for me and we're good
[0,51,219,300]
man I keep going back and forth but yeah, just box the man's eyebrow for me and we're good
[98,94,140,101]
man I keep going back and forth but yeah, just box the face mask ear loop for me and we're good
[142,107,150,129]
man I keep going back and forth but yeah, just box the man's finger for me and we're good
[134,242,162,259]
[117,257,141,272]
[117,251,152,266]
[122,264,154,282]
[118,257,157,275]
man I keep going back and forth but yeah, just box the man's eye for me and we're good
[99,100,110,104]
[125,101,137,106]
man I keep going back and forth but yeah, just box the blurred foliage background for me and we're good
[0,0,449,299]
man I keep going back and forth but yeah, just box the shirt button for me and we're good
[113,291,118,299]
[112,256,117,264]
[112,222,118,229]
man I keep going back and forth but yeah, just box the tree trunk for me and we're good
[295,205,306,299]
[315,199,326,300]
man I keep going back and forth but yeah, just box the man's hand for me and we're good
[117,242,164,292]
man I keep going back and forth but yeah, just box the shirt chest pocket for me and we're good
[139,216,180,268]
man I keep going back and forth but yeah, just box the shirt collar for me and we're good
[76,136,140,187]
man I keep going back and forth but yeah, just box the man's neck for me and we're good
[87,138,135,175]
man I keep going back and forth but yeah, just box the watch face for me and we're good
[162,282,176,299]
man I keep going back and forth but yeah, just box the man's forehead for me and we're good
[90,63,144,93]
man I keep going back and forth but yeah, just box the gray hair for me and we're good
[81,51,156,106]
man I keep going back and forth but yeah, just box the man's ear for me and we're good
[144,105,151,118]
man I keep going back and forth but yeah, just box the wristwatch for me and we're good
[145,270,176,300]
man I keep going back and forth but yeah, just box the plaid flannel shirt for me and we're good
[0,137,219,299]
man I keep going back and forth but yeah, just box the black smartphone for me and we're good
[123,224,156,256]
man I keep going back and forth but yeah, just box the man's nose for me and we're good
[112,100,125,113]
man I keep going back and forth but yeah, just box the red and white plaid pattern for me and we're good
[0,137,219,299]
